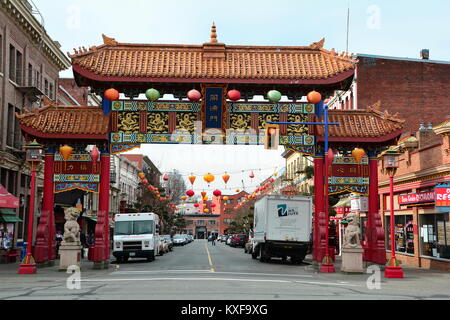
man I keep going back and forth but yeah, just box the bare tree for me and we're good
[164,170,187,204]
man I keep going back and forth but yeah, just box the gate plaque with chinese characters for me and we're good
[53,153,100,193]
[328,156,370,195]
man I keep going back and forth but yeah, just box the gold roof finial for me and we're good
[210,22,218,43]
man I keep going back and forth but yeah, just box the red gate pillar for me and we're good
[367,154,386,265]
[99,152,111,267]
[91,153,110,267]
[34,151,54,264]
[313,156,326,263]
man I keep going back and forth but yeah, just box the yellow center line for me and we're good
[204,240,215,273]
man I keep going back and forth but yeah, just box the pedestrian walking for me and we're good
[80,231,87,258]
[211,234,216,246]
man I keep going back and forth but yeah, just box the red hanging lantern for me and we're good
[187,89,201,102]
[186,190,195,198]
[163,174,169,181]
[201,191,207,199]
[194,203,200,208]
[307,91,322,104]
[105,88,120,102]
[90,146,100,163]
[222,174,230,184]
[270,178,275,183]
[327,148,335,164]
[142,179,149,185]
[227,90,241,101]
[147,185,153,191]
[211,204,216,208]
[213,190,222,197]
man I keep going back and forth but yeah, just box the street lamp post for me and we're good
[382,147,404,279]
[18,140,43,275]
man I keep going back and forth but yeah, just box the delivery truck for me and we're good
[113,212,160,263]
[252,195,312,264]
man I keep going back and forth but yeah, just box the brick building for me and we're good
[215,191,249,235]
[328,52,450,132]
[57,78,101,106]
[0,0,70,244]
[378,120,450,271]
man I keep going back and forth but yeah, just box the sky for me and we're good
[31,0,450,194]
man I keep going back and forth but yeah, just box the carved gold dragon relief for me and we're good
[176,113,197,133]
[287,114,309,135]
[259,114,280,130]
[118,112,140,133]
[230,114,252,132]
[147,112,169,133]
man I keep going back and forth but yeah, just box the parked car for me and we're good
[244,237,254,254]
[230,234,248,248]
[187,235,194,242]
[226,234,235,246]
[218,235,227,242]
[158,238,169,255]
[182,234,191,244]
[173,234,187,246]
[160,235,173,251]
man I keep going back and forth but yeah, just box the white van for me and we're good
[113,213,160,263]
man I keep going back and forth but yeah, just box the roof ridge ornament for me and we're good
[310,38,325,49]
[367,102,405,123]
[210,22,218,43]
[102,34,118,46]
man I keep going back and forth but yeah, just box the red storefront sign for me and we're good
[398,192,435,206]
[435,185,450,207]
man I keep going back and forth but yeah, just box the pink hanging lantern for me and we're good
[187,89,202,102]
[249,171,255,179]
[90,146,100,163]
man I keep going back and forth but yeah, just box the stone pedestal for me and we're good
[341,247,364,274]
[59,242,82,271]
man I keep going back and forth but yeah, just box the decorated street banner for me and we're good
[54,152,100,193]
[328,156,370,195]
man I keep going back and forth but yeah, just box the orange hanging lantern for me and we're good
[236,189,240,193]
[203,173,215,184]
[204,208,210,213]
[59,145,73,161]
[352,148,366,164]
[222,174,230,184]
[138,172,145,179]
[203,196,209,201]
[189,175,196,185]
[223,196,229,201]
[201,192,207,198]
[104,88,120,102]
[181,196,187,201]
[307,91,322,104]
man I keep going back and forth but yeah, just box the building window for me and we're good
[9,45,16,82]
[209,220,216,226]
[44,79,49,96]
[7,104,15,147]
[196,220,205,226]
[14,106,22,149]
[16,50,23,85]
[28,64,33,86]
[49,82,54,100]
[420,214,450,259]
[385,215,415,255]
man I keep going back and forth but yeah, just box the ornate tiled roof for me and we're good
[17,103,109,140]
[69,30,355,84]
[314,108,404,141]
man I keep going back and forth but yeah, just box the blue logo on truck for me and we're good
[278,204,299,217]
[278,204,287,217]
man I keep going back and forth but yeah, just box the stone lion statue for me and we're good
[343,211,361,248]
[63,207,81,244]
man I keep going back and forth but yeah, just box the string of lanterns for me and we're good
[104,87,323,105]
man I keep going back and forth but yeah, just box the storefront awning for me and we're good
[0,184,20,208]
[0,209,17,216]
[0,216,23,223]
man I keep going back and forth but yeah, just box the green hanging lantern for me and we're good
[146,88,161,101]
[267,90,282,103]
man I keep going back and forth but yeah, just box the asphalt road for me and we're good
[0,240,450,300]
